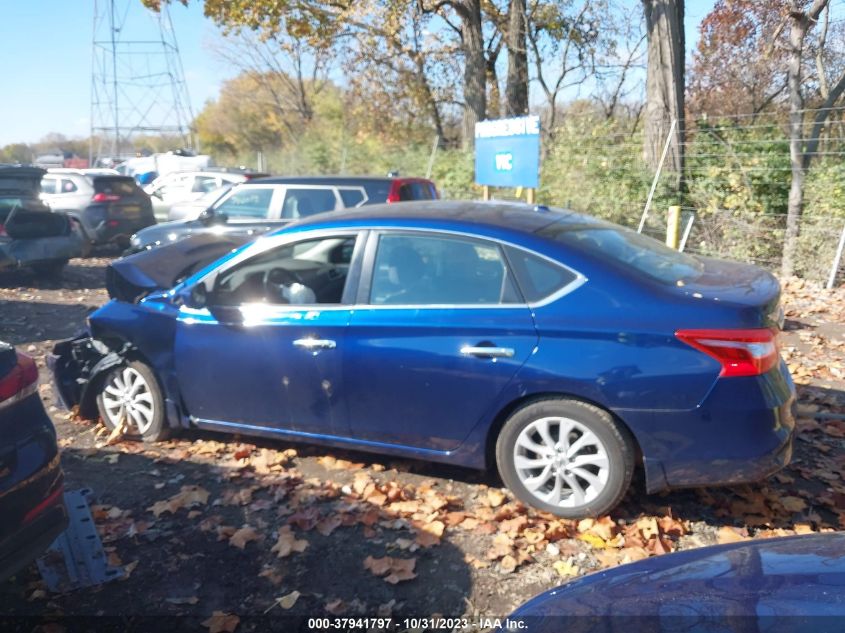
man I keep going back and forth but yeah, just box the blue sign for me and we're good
[475,115,540,189]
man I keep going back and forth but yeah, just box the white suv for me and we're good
[144,170,262,221]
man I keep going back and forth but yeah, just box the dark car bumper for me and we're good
[0,488,67,581]
[90,217,155,245]
[0,395,68,580]
[0,232,84,271]
[619,361,796,493]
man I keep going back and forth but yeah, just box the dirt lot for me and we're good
[0,257,844,631]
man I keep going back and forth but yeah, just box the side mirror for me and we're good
[198,208,227,225]
[185,281,208,309]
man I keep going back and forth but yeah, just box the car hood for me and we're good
[107,232,248,302]
[508,534,845,627]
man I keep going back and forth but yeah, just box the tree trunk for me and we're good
[505,0,529,116]
[459,0,487,148]
[642,0,685,189]
[783,13,809,278]
[487,56,502,119]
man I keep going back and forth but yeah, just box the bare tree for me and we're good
[782,0,845,276]
[642,0,685,189]
[505,0,529,116]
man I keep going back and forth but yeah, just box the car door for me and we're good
[173,230,364,437]
[344,230,539,452]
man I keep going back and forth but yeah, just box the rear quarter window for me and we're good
[505,246,578,303]
[94,176,138,195]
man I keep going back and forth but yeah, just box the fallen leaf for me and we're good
[166,596,199,605]
[148,485,210,517]
[325,599,346,615]
[717,526,748,544]
[270,526,308,558]
[781,496,808,513]
[553,559,579,577]
[279,591,301,610]
[202,611,239,633]
[500,555,517,573]
[486,488,507,508]
[229,526,261,550]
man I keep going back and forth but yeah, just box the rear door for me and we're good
[344,230,538,451]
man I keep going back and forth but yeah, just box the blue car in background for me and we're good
[49,201,795,517]
[501,533,845,631]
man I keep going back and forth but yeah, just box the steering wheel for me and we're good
[263,267,303,303]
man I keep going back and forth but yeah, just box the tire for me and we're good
[31,259,68,278]
[96,360,169,442]
[496,398,635,518]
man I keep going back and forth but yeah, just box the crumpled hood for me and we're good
[106,232,249,302]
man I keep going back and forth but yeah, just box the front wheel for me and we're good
[96,360,169,442]
[496,398,635,518]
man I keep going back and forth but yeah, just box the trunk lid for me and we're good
[672,256,783,329]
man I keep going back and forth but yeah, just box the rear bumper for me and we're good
[619,361,796,492]
[0,395,68,580]
[0,492,67,581]
[0,232,84,270]
[91,218,155,244]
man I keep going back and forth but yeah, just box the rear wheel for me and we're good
[96,360,169,442]
[31,259,68,278]
[496,398,634,518]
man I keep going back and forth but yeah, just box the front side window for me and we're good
[192,175,218,193]
[41,177,58,194]
[213,235,357,306]
[369,233,520,305]
[281,188,338,219]
[215,187,275,218]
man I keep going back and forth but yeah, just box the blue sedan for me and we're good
[50,201,796,517]
[501,533,845,630]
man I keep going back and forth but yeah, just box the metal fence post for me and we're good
[827,224,845,289]
[666,206,681,249]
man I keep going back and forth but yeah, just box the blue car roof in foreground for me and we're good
[273,200,609,238]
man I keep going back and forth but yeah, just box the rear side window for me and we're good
[281,188,337,219]
[216,187,275,218]
[61,179,78,193]
[41,177,58,194]
[545,226,703,284]
[94,176,137,195]
[505,246,577,303]
[370,233,520,305]
[338,188,366,208]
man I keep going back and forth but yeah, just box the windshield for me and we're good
[543,225,704,284]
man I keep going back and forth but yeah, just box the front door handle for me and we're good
[293,338,337,350]
[460,345,515,359]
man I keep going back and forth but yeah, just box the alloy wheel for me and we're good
[101,366,156,435]
[513,416,610,509]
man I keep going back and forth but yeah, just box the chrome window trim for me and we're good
[192,225,587,310]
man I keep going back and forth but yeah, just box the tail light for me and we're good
[0,352,39,410]
[675,328,779,377]
[92,193,120,203]
[386,181,401,203]
[23,484,64,525]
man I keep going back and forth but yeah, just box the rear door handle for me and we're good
[460,345,515,358]
[293,338,337,350]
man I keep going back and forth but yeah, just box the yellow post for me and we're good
[482,185,491,201]
[526,188,536,204]
[666,205,681,249]
[515,186,524,198]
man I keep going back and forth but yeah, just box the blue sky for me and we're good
[0,0,716,146]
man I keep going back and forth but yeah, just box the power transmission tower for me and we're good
[90,0,196,165]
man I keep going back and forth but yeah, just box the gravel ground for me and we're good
[0,257,843,632]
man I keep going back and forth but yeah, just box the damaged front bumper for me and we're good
[0,232,85,271]
[48,335,127,419]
